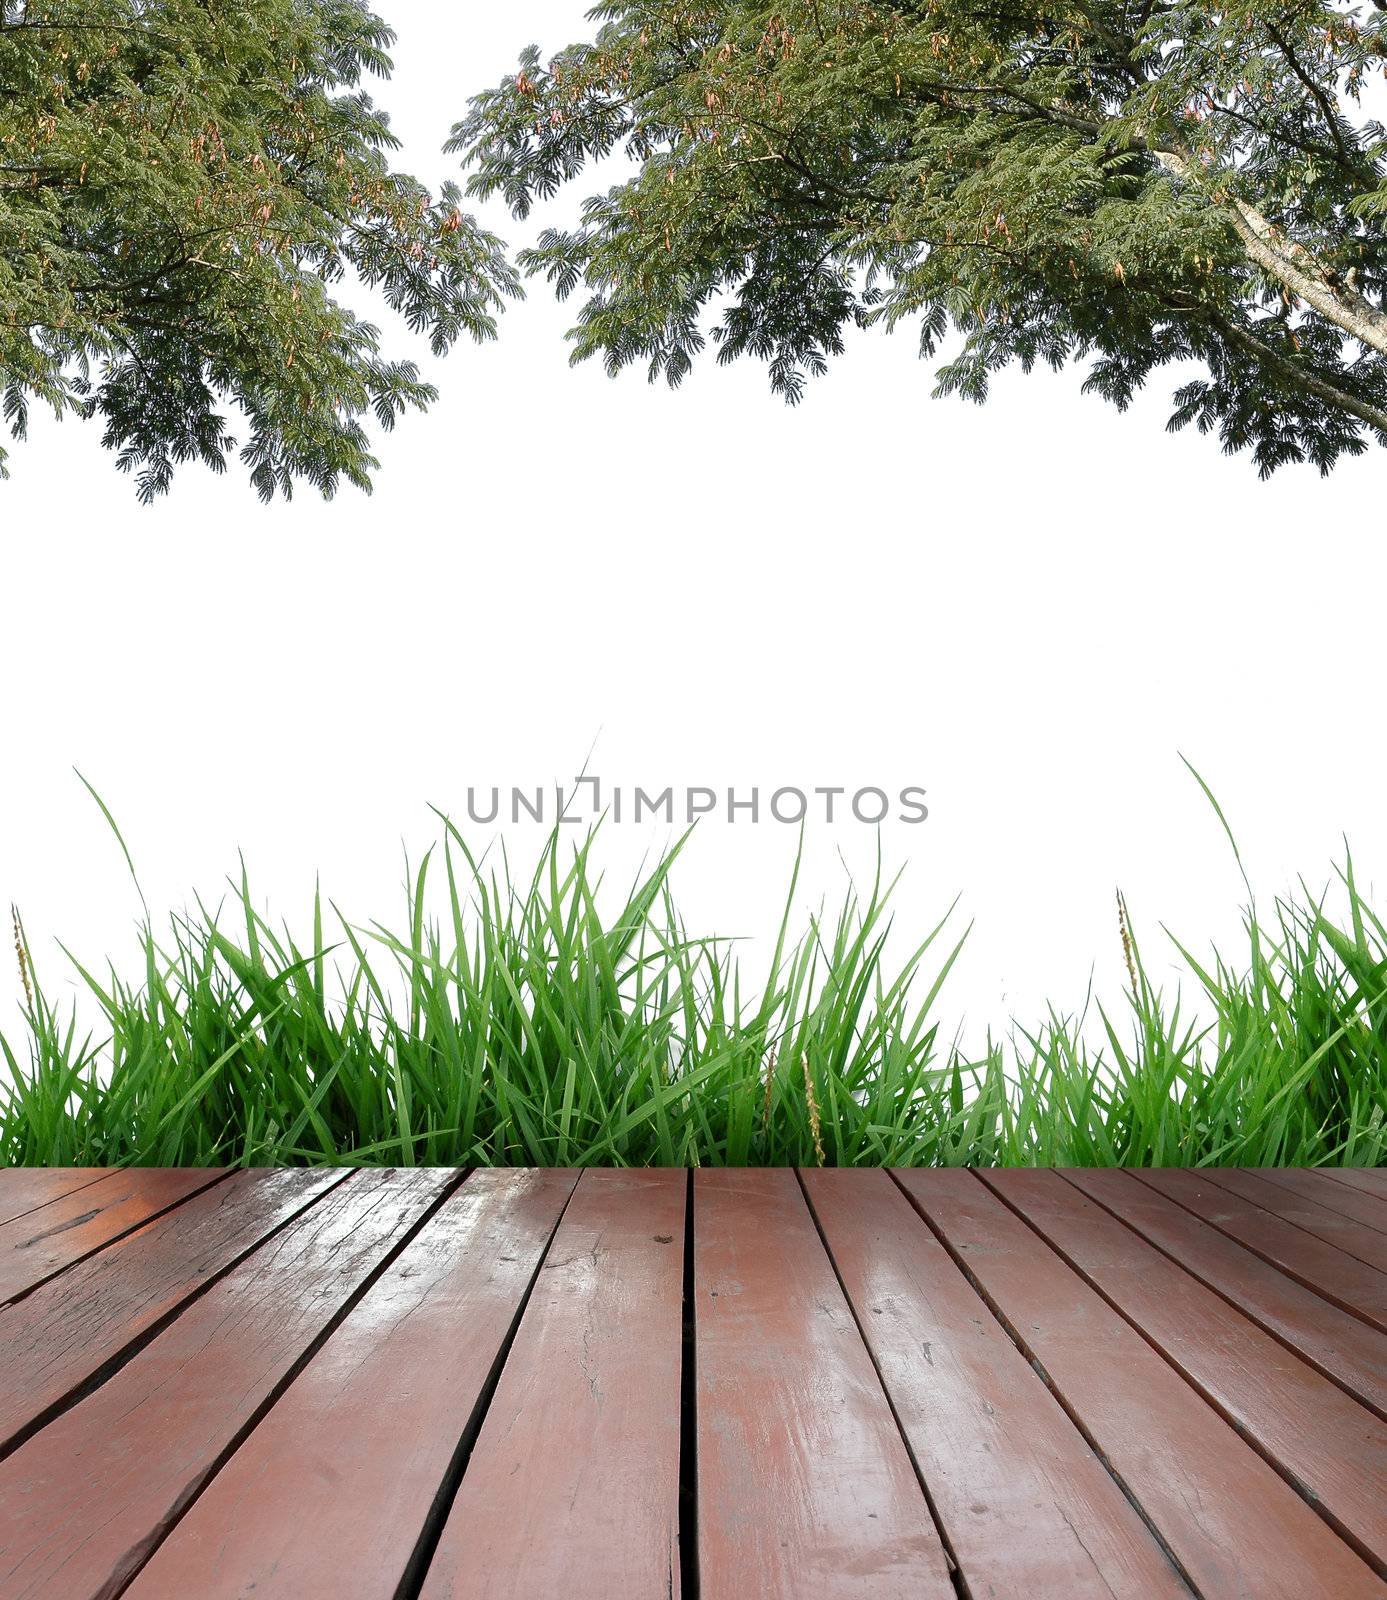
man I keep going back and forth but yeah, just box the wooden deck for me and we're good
[0,1166,1384,1599]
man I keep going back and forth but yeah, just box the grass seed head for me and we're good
[802,1052,825,1168]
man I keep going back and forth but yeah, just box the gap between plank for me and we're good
[105,1169,475,1600]
[794,1168,970,1600]
[1252,1171,1387,1239]
[1061,1173,1387,1424]
[1196,1170,1387,1273]
[0,1168,359,1464]
[978,1172,1387,1581]
[391,1171,585,1600]
[2,1170,233,1309]
[678,1168,700,1600]
[0,1170,126,1231]
[1128,1170,1387,1335]
[886,1169,1205,1600]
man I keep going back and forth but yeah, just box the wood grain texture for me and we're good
[694,1169,955,1600]
[0,1171,111,1228]
[2,1167,1384,1599]
[984,1169,1387,1573]
[1205,1169,1387,1270]
[421,1169,684,1600]
[1066,1167,1387,1418]
[0,1169,224,1304]
[1326,1169,1387,1202]
[1253,1170,1387,1233]
[0,1168,459,1600]
[0,1168,344,1452]
[1137,1168,1387,1332]
[896,1168,1387,1600]
[128,1168,578,1600]
[802,1168,1191,1599]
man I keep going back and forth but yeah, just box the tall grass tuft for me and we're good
[2,814,1384,1168]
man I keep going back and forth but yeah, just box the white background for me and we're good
[1,2,1382,1053]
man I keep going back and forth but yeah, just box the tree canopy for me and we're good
[6,3,1385,493]
[453,0,1387,475]
[1,0,518,499]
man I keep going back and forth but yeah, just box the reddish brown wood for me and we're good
[0,1167,344,1451]
[985,1168,1387,1572]
[896,1168,1386,1600]
[694,1169,955,1600]
[0,1168,223,1304]
[420,1169,685,1600]
[1138,1168,1387,1332]
[1067,1167,1387,1417]
[0,1168,459,1600]
[3,1167,1385,1598]
[802,1168,1189,1598]
[1203,1169,1387,1272]
[127,1169,579,1600]
[1254,1169,1387,1233]
[0,1169,111,1227]
[1326,1169,1387,1202]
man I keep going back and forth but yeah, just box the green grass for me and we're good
[2,803,1385,1168]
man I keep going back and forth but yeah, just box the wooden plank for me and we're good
[1203,1169,1387,1272]
[1138,1168,1387,1332]
[693,1169,954,1600]
[0,1167,344,1453]
[1326,1168,1387,1202]
[0,1169,112,1228]
[1254,1169,1387,1233]
[0,1168,459,1600]
[125,1169,578,1600]
[1067,1168,1387,1418]
[985,1169,1387,1573]
[419,1170,684,1600]
[802,1169,1190,1599]
[896,1168,1387,1600]
[0,1168,224,1304]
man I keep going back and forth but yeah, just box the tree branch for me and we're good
[1155,147,1387,357]
[1205,306,1387,436]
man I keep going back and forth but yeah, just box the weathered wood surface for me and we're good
[0,1165,1383,1600]
[984,1169,1387,1573]
[801,1168,1190,1598]
[898,1168,1386,1599]
[1068,1167,1387,1416]
[694,1169,955,1600]
[0,1169,458,1600]
[0,1169,223,1305]
[422,1169,684,1600]
[126,1168,577,1600]
[0,1171,111,1229]
[0,1168,343,1452]
[1254,1168,1387,1233]
[1204,1167,1387,1273]
[1328,1168,1387,1202]
[1139,1167,1387,1332]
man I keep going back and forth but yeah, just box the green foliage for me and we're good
[3,813,1384,1167]
[453,0,1387,473]
[0,0,519,498]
